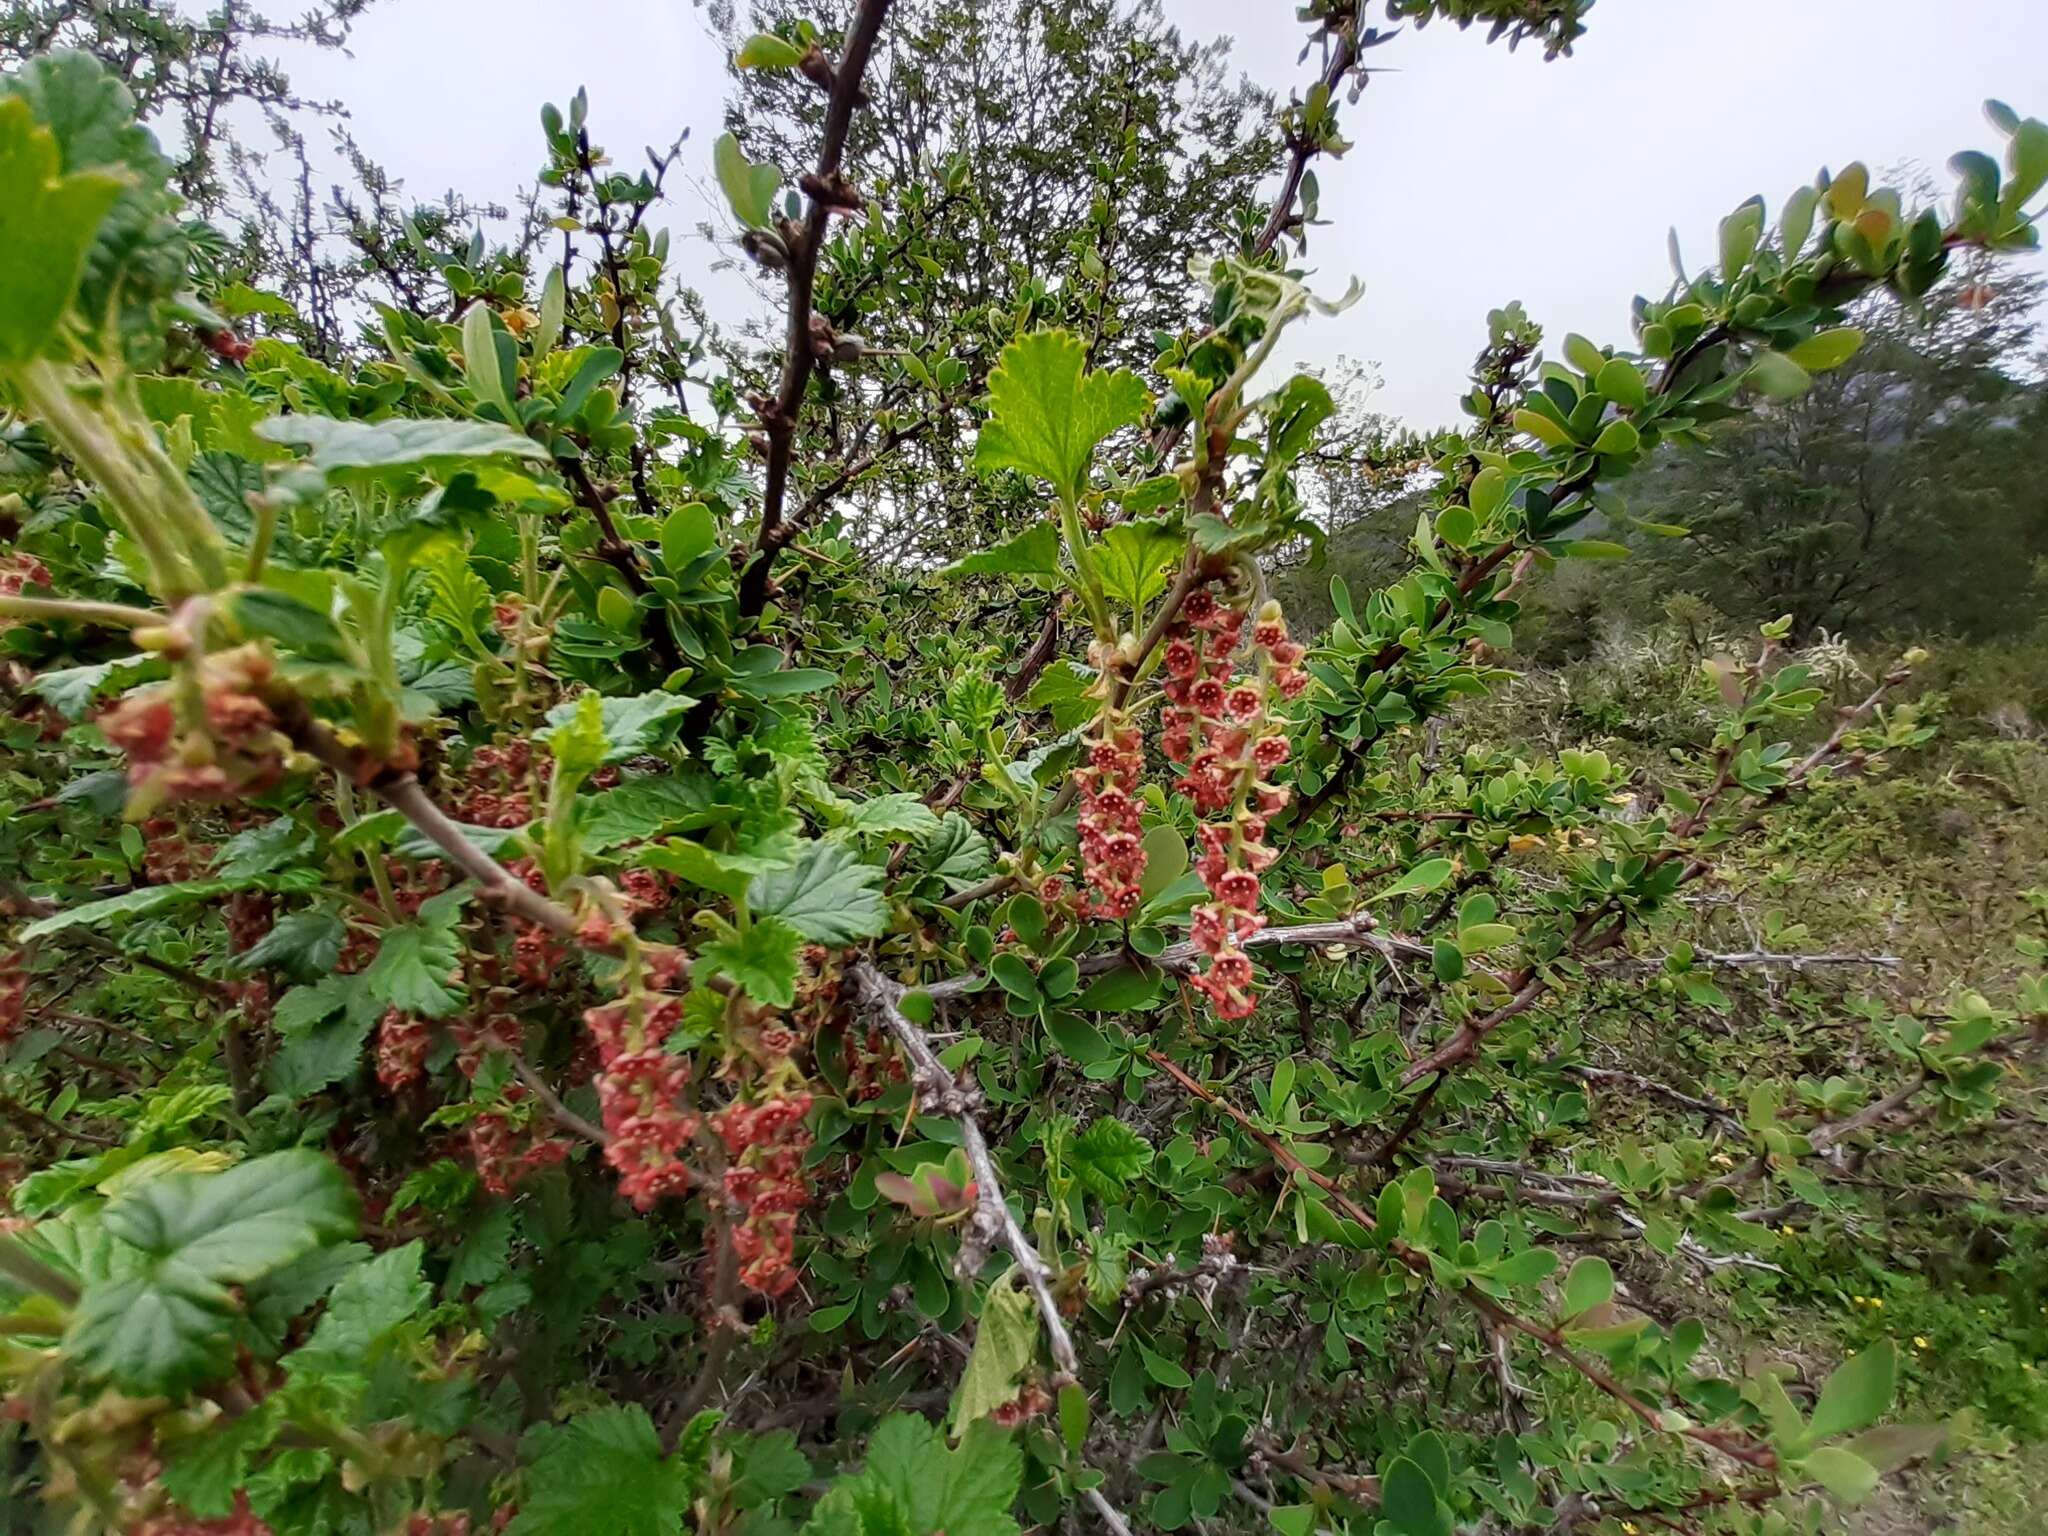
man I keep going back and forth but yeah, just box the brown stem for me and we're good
[734,0,896,627]
[0,1092,117,1149]
[1144,1050,1777,1471]
[1,878,232,1002]
[558,452,685,679]
[508,1052,608,1146]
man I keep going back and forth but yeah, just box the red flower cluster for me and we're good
[1252,602,1309,698]
[99,646,290,815]
[501,861,565,987]
[468,1097,570,1198]
[618,867,670,915]
[0,949,26,1046]
[1075,712,1146,919]
[0,553,51,627]
[224,891,273,953]
[382,857,448,919]
[1162,592,1304,1022]
[201,326,253,366]
[452,741,547,830]
[406,1515,472,1536]
[138,817,212,885]
[711,1090,814,1297]
[451,1011,520,1081]
[584,992,701,1211]
[376,1009,430,1091]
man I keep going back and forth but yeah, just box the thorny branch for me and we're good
[734,0,897,626]
[850,962,1137,1536]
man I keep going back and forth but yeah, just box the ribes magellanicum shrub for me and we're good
[0,2,2044,1532]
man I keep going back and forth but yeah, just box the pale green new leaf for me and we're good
[714,132,779,229]
[973,330,1148,503]
[950,1274,1041,1436]
[540,689,696,767]
[1372,858,1454,903]
[1810,1341,1897,1441]
[0,97,124,364]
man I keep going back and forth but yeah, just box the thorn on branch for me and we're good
[798,170,864,213]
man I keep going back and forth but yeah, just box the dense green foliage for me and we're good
[1,4,2045,1535]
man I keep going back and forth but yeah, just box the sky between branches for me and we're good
[271,0,2046,427]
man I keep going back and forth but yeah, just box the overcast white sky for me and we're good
[268,0,2046,427]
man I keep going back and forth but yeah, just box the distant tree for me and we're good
[1631,261,2047,639]
[708,0,1278,562]
[0,0,374,213]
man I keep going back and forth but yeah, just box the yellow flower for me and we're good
[1871,1298,1884,1309]
[1621,1524,1639,1536]
[1914,1336,1931,1350]
[1780,1225,1797,1237]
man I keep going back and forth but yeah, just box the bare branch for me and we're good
[850,962,1136,1536]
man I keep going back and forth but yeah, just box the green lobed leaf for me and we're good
[1070,1119,1153,1198]
[699,915,804,1008]
[942,521,1064,581]
[288,1241,431,1380]
[506,1405,693,1536]
[750,840,890,944]
[254,414,548,476]
[363,917,465,1019]
[1095,517,1183,614]
[66,1152,357,1395]
[973,329,1148,504]
[18,882,227,941]
[843,793,942,844]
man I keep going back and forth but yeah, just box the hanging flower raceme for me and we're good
[376,1009,430,1092]
[712,1087,815,1297]
[1163,592,1301,1022]
[584,981,701,1212]
[1075,709,1146,919]
[453,740,548,830]
[467,1095,571,1199]
[0,949,26,1047]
